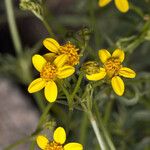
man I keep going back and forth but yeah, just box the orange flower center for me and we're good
[59,42,79,66]
[104,58,122,78]
[45,141,63,150]
[40,62,57,81]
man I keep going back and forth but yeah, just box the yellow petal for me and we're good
[114,0,129,13]
[36,135,49,150]
[43,53,56,62]
[54,54,68,68]
[53,127,66,144]
[86,68,106,81]
[28,78,46,93]
[98,0,112,7]
[32,54,47,72]
[64,143,83,150]
[57,66,75,79]
[111,76,124,96]
[44,81,57,102]
[98,49,111,63]
[119,67,136,78]
[112,49,125,62]
[43,38,60,53]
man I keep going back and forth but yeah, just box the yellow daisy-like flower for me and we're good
[86,49,136,96]
[36,127,83,150]
[98,0,129,13]
[43,38,80,66]
[28,54,75,102]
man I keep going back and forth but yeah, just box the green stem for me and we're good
[5,0,23,56]
[79,112,88,145]
[126,20,150,54]
[42,18,55,38]
[129,3,144,18]
[94,102,116,150]
[33,92,46,112]
[103,98,115,125]
[37,103,53,129]
[58,80,73,110]
[88,0,99,48]
[88,111,107,150]
[29,140,36,150]
[71,73,83,101]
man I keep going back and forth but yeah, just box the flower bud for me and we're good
[82,61,100,75]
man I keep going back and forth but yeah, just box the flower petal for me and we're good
[32,54,47,72]
[54,127,66,144]
[111,76,124,96]
[43,38,60,53]
[114,0,129,13]
[119,67,136,78]
[57,66,75,79]
[43,53,56,62]
[98,49,111,63]
[28,78,46,93]
[98,0,112,7]
[44,81,57,102]
[112,49,125,62]
[86,68,106,81]
[36,135,49,150]
[64,143,83,150]
[54,54,68,68]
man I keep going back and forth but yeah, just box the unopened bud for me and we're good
[82,61,100,75]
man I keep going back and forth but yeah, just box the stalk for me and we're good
[88,111,107,150]
[5,0,23,56]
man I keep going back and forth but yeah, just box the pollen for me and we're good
[59,42,79,66]
[104,58,122,78]
[40,62,57,81]
[45,141,63,150]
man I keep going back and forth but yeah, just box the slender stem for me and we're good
[42,18,55,38]
[104,98,115,125]
[37,103,53,129]
[71,73,83,101]
[58,80,73,110]
[5,0,23,56]
[88,0,99,48]
[94,102,116,150]
[79,112,88,145]
[33,92,46,112]
[29,140,36,150]
[88,111,107,150]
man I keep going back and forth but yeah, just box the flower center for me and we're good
[59,42,79,66]
[104,58,122,78]
[40,62,57,81]
[45,141,63,150]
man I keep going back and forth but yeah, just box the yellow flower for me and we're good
[28,54,75,102]
[43,38,80,66]
[98,0,129,13]
[86,49,136,96]
[36,127,83,150]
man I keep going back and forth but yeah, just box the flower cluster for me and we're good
[28,38,80,102]
[36,127,83,150]
[28,38,136,101]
